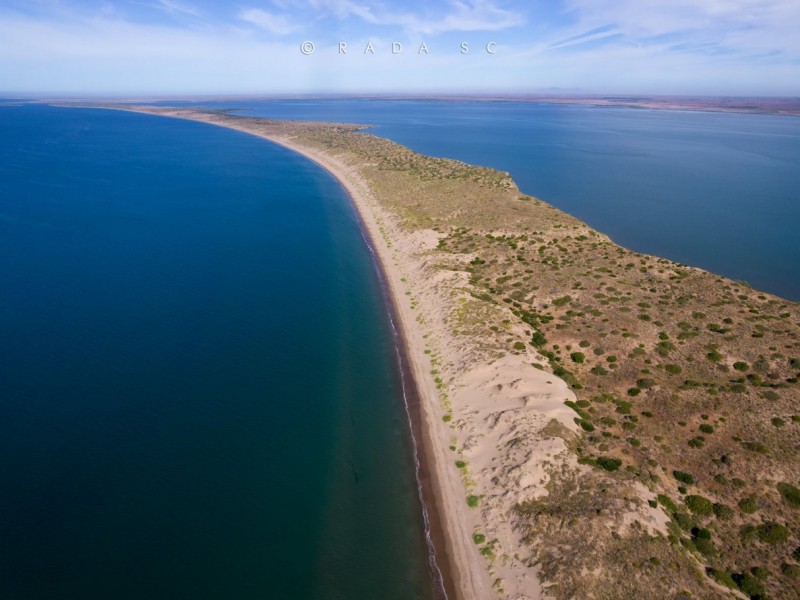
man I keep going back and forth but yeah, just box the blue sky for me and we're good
[0,0,798,95]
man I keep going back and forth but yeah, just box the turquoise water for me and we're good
[209,99,800,301]
[0,105,436,599]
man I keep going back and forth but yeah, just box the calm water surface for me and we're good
[0,105,436,600]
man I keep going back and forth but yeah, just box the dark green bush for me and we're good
[739,496,759,514]
[596,456,622,472]
[706,568,737,589]
[685,495,714,516]
[732,572,765,598]
[777,482,800,507]
[713,503,734,520]
[570,352,585,363]
[733,361,750,371]
[757,522,789,544]
[673,470,695,485]
[664,364,682,375]
[699,424,715,434]
[657,494,677,512]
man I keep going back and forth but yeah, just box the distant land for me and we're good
[8,94,800,117]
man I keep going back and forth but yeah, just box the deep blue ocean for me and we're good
[201,99,799,301]
[0,105,436,599]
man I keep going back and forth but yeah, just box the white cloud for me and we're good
[238,8,299,35]
[153,0,201,18]
[306,0,524,34]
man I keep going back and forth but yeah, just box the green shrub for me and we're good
[577,419,595,432]
[699,424,714,434]
[782,563,800,578]
[531,331,547,347]
[757,522,789,544]
[772,417,785,427]
[615,400,633,414]
[741,524,758,542]
[455,460,466,469]
[627,387,641,397]
[657,494,677,512]
[472,533,486,544]
[673,470,695,485]
[778,482,800,507]
[693,536,716,557]
[636,378,655,389]
[706,568,737,589]
[732,572,765,598]
[596,456,622,472]
[513,341,526,351]
[467,495,480,508]
[707,351,723,362]
[739,496,759,513]
[590,365,608,376]
[685,495,714,516]
[570,352,585,363]
[664,364,682,375]
[733,361,750,371]
[673,512,695,531]
[713,503,734,520]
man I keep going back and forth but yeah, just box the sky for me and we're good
[0,0,798,96]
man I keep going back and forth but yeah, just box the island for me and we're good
[100,106,800,600]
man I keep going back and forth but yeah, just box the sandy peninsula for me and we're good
[82,105,800,600]
[108,106,584,599]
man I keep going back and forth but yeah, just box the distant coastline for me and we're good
[20,93,800,117]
